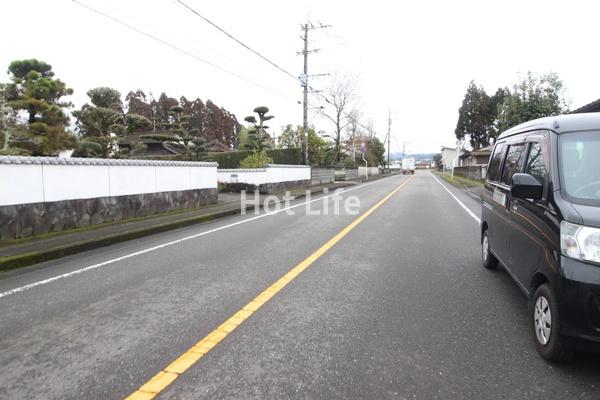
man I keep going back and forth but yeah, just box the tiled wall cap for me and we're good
[217,168,267,173]
[0,156,218,167]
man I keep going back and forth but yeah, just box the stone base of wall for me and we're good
[311,168,335,186]
[453,166,485,181]
[0,188,217,240]
[334,169,359,181]
[220,179,311,195]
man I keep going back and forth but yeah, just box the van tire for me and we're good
[531,284,573,362]
[482,230,499,270]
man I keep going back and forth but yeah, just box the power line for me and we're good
[167,2,370,144]
[71,0,292,99]
[174,0,298,82]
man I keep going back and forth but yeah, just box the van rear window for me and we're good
[487,142,506,182]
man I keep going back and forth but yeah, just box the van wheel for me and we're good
[531,284,573,362]
[482,230,498,270]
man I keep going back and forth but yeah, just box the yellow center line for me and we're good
[124,175,415,400]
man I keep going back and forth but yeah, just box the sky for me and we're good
[1,0,599,154]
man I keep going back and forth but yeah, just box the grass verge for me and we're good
[436,171,484,189]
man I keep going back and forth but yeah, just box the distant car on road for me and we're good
[481,113,600,361]
[402,157,415,174]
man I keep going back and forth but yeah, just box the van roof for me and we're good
[498,112,600,139]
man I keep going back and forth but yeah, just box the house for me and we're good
[572,99,600,114]
[440,146,464,171]
[459,145,493,167]
[118,132,181,156]
[415,160,431,169]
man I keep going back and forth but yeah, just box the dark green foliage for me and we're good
[367,137,386,166]
[455,81,502,149]
[73,87,150,157]
[73,141,104,158]
[338,158,357,168]
[200,150,253,168]
[4,59,76,156]
[268,148,302,165]
[497,72,568,132]
[6,60,73,125]
[307,129,331,166]
[200,148,302,168]
[86,87,123,110]
[242,106,274,152]
[253,106,269,114]
[239,151,273,168]
[456,73,569,148]
[8,59,53,79]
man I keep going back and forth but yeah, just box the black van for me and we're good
[481,113,600,361]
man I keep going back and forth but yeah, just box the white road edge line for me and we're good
[431,173,481,224]
[0,175,400,299]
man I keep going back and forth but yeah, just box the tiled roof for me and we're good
[572,99,600,114]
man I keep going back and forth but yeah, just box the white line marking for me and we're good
[0,176,400,299]
[431,174,481,224]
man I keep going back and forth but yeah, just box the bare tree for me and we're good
[344,108,362,160]
[319,75,357,162]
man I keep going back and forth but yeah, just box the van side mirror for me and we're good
[511,173,543,200]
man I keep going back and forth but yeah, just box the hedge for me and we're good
[199,151,252,168]
[200,148,303,168]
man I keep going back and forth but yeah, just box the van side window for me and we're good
[487,142,506,182]
[501,144,526,186]
[525,143,546,185]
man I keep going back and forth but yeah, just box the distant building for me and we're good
[572,99,600,114]
[415,160,431,169]
[440,146,464,171]
[458,145,493,167]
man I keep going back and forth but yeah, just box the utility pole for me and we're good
[387,109,391,170]
[298,21,330,165]
[301,24,309,165]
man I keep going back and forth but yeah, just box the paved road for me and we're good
[0,171,598,399]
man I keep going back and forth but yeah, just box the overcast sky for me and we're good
[2,0,599,154]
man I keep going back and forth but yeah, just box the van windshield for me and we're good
[559,131,600,205]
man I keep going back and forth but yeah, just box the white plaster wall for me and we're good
[109,165,156,196]
[0,164,45,206]
[43,164,110,202]
[218,165,310,185]
[217,170,268,185]
[0,157,217,206]
[191,166,218,189]
[266,165,310,183]
[156,166,190,192]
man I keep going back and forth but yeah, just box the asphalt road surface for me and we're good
[1,171,599,399]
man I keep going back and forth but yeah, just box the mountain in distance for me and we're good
[389,152,436,161]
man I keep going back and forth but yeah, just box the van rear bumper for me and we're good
[558,256,600,347]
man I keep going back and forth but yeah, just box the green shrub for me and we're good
[200,148,302,168]
[239,151,273,168]
[266,148,302,165]
[335,157,357,168]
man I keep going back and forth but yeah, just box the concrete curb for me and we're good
[0,182,355,272]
